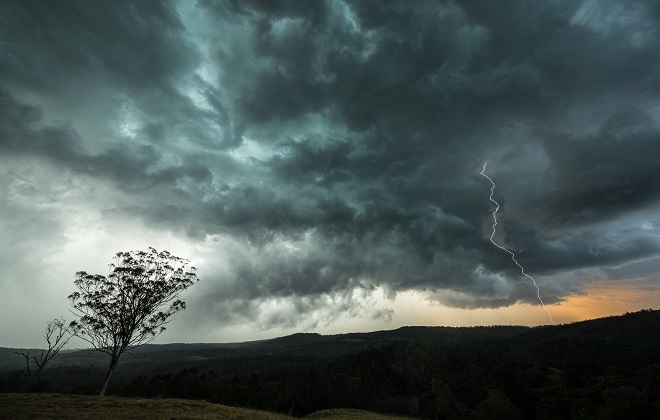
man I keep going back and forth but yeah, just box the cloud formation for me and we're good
[2,0,660,341]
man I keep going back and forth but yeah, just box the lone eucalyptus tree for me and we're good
[69,247,199,396]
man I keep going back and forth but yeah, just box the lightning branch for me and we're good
[480,162,556,326]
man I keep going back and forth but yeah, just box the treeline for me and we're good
[2,309,660,418]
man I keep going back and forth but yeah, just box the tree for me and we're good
[14,317,73,390]
[68,247,199,396]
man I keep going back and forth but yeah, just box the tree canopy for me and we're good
[68,247,199,395]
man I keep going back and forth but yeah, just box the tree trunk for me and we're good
[30,371,42,392]
[99,357,119,397]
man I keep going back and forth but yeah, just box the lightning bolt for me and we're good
[480,162,556,326]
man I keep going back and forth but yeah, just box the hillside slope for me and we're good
[0,393,413,420]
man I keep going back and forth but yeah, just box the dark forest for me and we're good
[2,309,659,419]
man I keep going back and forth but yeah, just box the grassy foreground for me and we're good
[0,393,412,419]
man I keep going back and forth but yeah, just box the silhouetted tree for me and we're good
[68,247,199,396]
[14,317,73,389]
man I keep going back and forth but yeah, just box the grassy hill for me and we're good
[0,393,413,419]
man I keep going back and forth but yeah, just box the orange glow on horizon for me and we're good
[383,278,660,329]
[547,278,660,323]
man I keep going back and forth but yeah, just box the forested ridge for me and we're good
[2,309,659,419]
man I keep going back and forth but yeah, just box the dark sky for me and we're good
[2,0,660,346]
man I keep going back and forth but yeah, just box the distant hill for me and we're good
[1,324,531,371]
[505,308,660,345]
[3,310,660,370]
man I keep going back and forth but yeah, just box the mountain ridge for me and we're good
[3,309,659,358]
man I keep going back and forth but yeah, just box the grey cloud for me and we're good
[2,0,660,330]
[494,220,660,276]
[0,90,213,191]
[0,164,68,289]
[1,0,198,91]
[0,89,83,158]
[541,109,660,229]
[604,257,660,280]
[196,290,393,331]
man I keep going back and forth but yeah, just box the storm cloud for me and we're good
[2,0,660,340]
